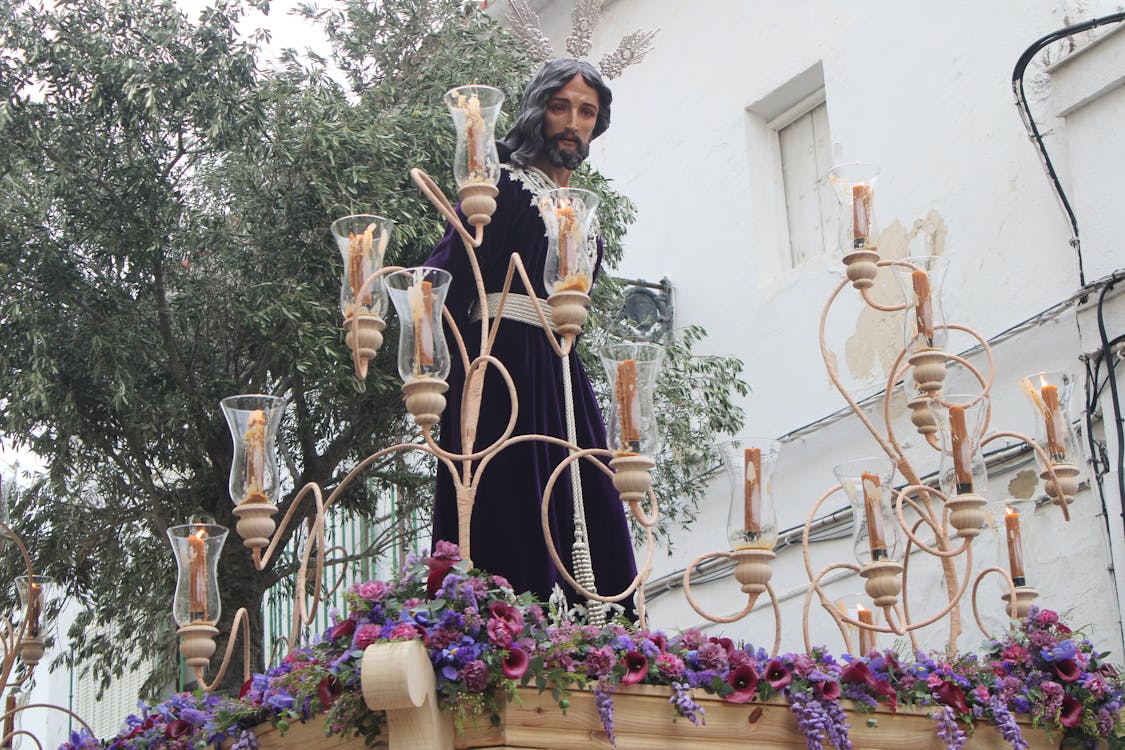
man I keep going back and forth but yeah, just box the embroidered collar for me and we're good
[506,163,559,206]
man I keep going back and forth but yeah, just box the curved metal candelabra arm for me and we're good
[681,553,784,655]
[251,481,326,571]
[416,355,521,465]
[971,566,1025,641]
[194,607,252,692]
[983,430,1072,521]
[411,168,484,251]
[488,253,576,359]
[802,562,862,654]
[893,485,970,558]
[944,323,996,395]
[2,702,96,749]
[537,447,655,611]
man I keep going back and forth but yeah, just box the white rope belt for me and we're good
[468,293,559,333]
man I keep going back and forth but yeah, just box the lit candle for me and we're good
[407,278,435,375]
[743,448,762,538]
[948,405,973,494]
[26,581,41,638]
[615,359,640,453]
[459,91,487,181]
[1040,379,1067,462]
[911,269,934,345]
[347,223,377,311]
[548,197,589,293]
[861,472,889,561]
[242,409,267,504]
[852,183,872,248]
[188,526,208,621]
[856,605,876,654]
[1005,506,1026,586]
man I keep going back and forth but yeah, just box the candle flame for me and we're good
[1039,374,1051,389]
[856,603,868,614]
[1005,505,1017,517]
[192,526,207,543]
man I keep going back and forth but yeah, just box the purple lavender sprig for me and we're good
[934,705,967,750]
[822,697,853,750]
[669,680,705,726]
[988,697,1029,750]
[594,681,617,747]
[787,690,828,750]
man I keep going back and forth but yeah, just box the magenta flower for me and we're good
[584,645,616,678]
[765,658,792,690]
[328,617,356,641]
[621,651,649,685]
[426,542,462,598]
[165,719,190,739]
[1059,695,1084,727]
[354,623,382,650]
[655,651,685,679]
[487,618,513,648]
[460,660,490,692]
[1053,658,1081,683]
[503,646,529,680]
[840,661,876,686]
[815,679,841,701]
[317,675,342,708]
[708,636,735,658]
[724,664,759,703]
[696,641,729,670]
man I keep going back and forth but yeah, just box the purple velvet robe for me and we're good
[425,166,637,609]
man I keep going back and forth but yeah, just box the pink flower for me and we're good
[503,646,530,680]
[815,680,841,702]
[972,685,990,702]
[354,623,382,650]
[655,652,685,679]
[487,618,513,648]
[389,622,421,642]
[584,645,615,678]
[492,575,513,591]
[1053,658,1081,683]
[1059,695,1084,728]
[488,600,525,637]
[724,664,759,703]
[765,659,792,690]
[708,636,735,658]
[696,641,729,670]
[1036,609,1059,626]
[678,629,705,650]
[621,651,649,685]
[352,580,390,602]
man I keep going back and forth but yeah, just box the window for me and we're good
[773,92,833,266]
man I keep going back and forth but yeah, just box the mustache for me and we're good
[546,131,588,151]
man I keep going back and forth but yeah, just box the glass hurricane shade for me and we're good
[599,342,663,456]
[891,256,949,354]
[932,396,990,498]
[1019,371,1083,470]
[825,162,880,252]
[331,214,393,319]
[444,85,504,189]
[221,394,287,506]
[833,458,903,565]
[540,188,601,296]
[720,437,781,550]
[386,267,453,382]
[14,575,54,639]
[168,523,228,627]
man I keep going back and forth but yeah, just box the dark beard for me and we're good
[544,133,589,170]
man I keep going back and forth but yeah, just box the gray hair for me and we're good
[497,58,612,168]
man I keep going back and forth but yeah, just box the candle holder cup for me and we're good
[720,437,781,552]
[1002,586,1039,620]
[541,188,600,299]
[15,575,54,667]
[386,267,453,383]
[1019,371,1084,505]
[833,458,902,566]
[169,522,228,668]
[600,342,664,457]
[444,85,504,227]
[221,394,287,549]
[892,256,949,356]
[332,214,393,378]
[826,163,881,286]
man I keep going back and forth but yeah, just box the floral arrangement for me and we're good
[60,544,1125,750]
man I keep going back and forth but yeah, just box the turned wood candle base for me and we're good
[1002,586,1039,620]
[402,377,449,429]
[547,290,590,338]
[908,348,947,396]
[731,547,775,595]
[344,314,386,380]
[947,493,987,538]
[233,502,278,550]
[177,623,219,669]
[842,248,880,289]
[609,454,655,504]
[860,561,903,608]
[458,183,499,228]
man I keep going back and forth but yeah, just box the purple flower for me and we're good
[426,542,461,598]
[724,664,759,703]
[460,660,490,692]
[621,651,649,685]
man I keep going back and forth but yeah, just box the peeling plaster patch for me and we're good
[1007,469,1039,500]
[843,212,949,380]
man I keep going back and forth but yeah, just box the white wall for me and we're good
[529,0,1125,656]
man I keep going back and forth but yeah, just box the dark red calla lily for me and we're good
[621,650,649,685]
[840,661,876,686]
[709,636,735,658]
[239,678,253,699]
[165,719,191,739]
[502,646,530,680]
[1059,695,1083,728]
[318,675,343,708]
[934,681,969,715]
[1053,658,1081,683]
[328,617,357,641]
[765,659,792,690]
[724,664,760,703]
[426,543,462,598]
[815,680,841,702]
